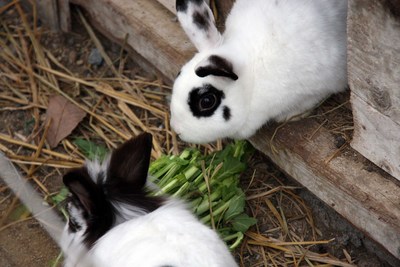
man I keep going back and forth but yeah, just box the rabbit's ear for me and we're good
[176,0,221,51]
[195,55,238,80]
[63,168,101,215]
[107,133,153,191]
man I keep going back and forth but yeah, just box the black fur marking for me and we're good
[223,106,231,121]
[64,167,115,247]
[106,134,165,216]
[192,10,210,30]
[188,84,224,118]
[195,55,238,80]
[176,0,203,12]
[63,133,165,248]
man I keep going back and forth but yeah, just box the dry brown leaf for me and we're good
[46,95,86,148]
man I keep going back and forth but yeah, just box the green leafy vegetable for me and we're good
[73,138,108,161]
[55,138,256,249]
[148,140,256,249]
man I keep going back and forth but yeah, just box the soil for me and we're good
[0,3,399,267]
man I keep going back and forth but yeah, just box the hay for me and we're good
[0,2,355,266]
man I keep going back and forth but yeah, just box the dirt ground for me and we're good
[1,3,400,267]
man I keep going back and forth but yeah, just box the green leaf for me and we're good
[224,194,245,221]
[231,214,257,233]
[148,139,255,249]
[51,187,69,205]
[73,138,108,161]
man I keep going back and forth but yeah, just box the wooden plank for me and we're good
[35,0,59,31]
[351,93,400,181]
[347,0,400,180]
[347,0,400,119]
[70,0,196,82]
[249,119,400,259]
[156,0,175,14]
[58,0,71,32]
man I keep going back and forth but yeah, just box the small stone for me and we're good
[76,59,84,66]
[88,48,103,66]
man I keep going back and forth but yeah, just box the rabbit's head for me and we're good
[61,133,164,265]
[171,0,250,144]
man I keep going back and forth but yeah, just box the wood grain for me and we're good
[348,0,400,180]
[250,119,400,259]
[35,0,59,30]
[351,93,400,181]
[70,0,196,82]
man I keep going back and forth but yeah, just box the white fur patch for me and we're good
[85,155,110,183]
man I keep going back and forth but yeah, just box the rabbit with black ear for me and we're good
[61,133,238,267]
[171,0,348,144]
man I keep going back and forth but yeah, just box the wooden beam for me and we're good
[70,0,196,82]
[347,0,400,180]
[249,119,400,259]
[58,0,71,32]
[156,0,175,14]
[351,92,400,181]
[35,0,59,31]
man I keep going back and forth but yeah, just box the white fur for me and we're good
[63,200,237,267]
[170,0,348,143]
[177,0,222,51]
[61,202,89,267]
[85,200,237,267]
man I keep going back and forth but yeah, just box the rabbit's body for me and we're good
[61,133,237,267]
[171,0,347,143]
[88,201,236,267]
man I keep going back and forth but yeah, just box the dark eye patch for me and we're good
[188,84,224,118]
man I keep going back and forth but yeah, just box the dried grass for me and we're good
[0,2,355,266]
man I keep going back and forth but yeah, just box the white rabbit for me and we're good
[61,133,238,267]
[170,0,348,144]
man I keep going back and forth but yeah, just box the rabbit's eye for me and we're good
[188,84,224,118]
[199,93,217,111]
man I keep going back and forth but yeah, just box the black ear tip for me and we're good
[136,132,153,146]
[62,169,78,186]
[62,173,70,186]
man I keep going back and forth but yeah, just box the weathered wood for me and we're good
[70,0,196,82]
[58,0,71,32]
[156,0,175,14]
[35,0,59,31]
[348,0,400,180]
[351,93,400,181]
[249,119,400,259]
